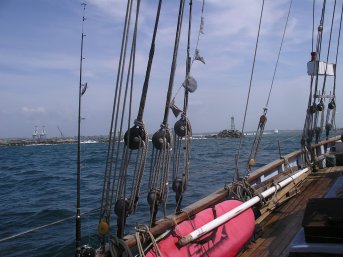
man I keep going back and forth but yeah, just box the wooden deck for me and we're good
[239,166,343,257]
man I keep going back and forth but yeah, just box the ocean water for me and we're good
[0,131,314,256]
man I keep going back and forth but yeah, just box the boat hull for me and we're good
[145,200,255,257]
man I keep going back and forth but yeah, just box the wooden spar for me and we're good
[255,169,309,223]
[177,167,309,247]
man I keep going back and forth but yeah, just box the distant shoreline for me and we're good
[0,136,109,147]
[0,130,305,147]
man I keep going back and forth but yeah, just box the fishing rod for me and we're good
[76,3,88,257]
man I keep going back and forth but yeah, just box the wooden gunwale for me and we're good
[247,150,302,183]
[248,135,340,183]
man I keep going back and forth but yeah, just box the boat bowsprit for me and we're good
[143,200,255,257]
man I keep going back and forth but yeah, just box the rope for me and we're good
[109,236,133,257]
[228,178,256,203]
[266,0,293,108]
[312,0,316,52]
[314,0,337,142]
[136,0,164,122]
[235,0,265,180]
[172,0,201,213]
[135,225,162,257]
[333,2,343,96]
[148,0,186,226]
[303,0,327,145]
[99,0,166,241]
[244,0,293,176]
[302,0,342,148]
[162,0,185,126]
[111,0,141,238]
[320,0,337,95]
[0,208,99,243]
[99,0,134,227]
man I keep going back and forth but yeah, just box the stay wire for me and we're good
[107,0,134,225]
[173,0,194,212]
[312,0,316,52]
[235,0,265,180]
[0,208,100,243]
[148,0,185,226]
[265,0,293,108]
[333,2,343,95]
[114,0,141,236]
[245,0,293,175]
[99,0,133,224]
[162,0,186,126]
[320,0,336,95]
[302,0,326,146]
[136,0,164,122]
[312,0,326,106]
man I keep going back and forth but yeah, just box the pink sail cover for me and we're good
[145,199,255,257]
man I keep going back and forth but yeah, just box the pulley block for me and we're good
[174,118,191,137]
[124,125,146,150]
[172,176,187,194]
[328,100,335,110]
[114,198,130,217]
[152,128,171,150]
[317,102,324,111]
[147,189,161,206]
[310,104,317,114]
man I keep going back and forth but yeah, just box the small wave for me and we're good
[81,140,98,144]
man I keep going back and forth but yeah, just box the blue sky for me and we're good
[0,0,342,138]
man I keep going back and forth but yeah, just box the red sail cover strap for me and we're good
[146,200,255,257]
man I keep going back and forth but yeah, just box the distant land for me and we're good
[0,130,303,147]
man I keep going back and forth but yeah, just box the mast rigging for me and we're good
[98,2,165,255]
[247,0,293,173]
[148,0,186,226]
[302,0,342,157]
[171,0,204,213]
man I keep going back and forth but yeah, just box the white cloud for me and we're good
[0,0,342,138]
